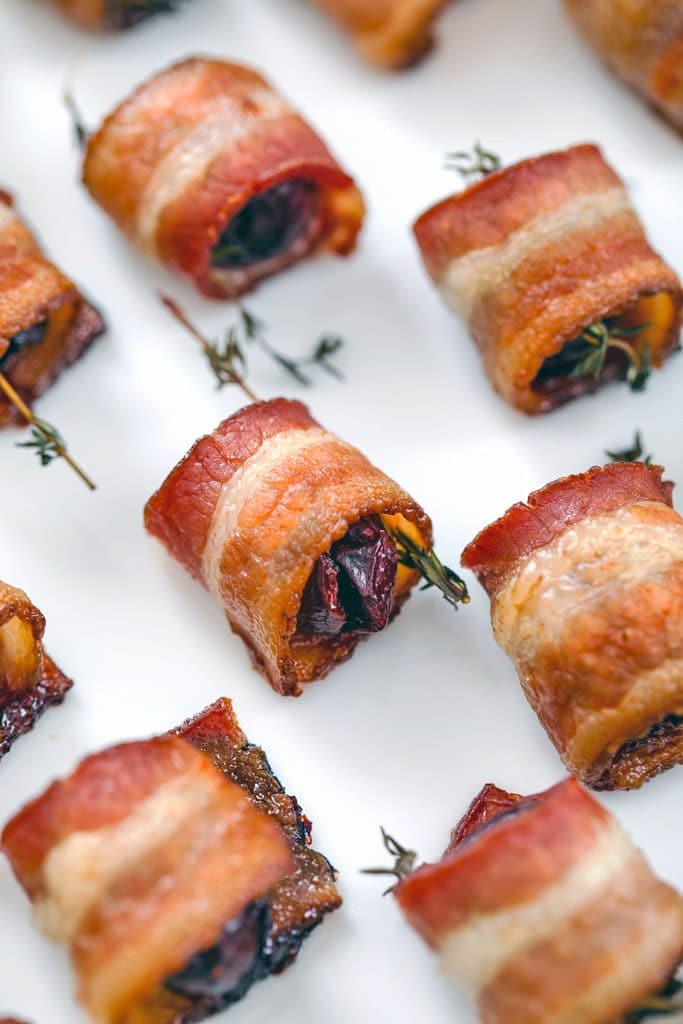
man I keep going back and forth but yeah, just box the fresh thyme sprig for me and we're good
[445,143,501,182]
[0,371,95,489]
[240,308,345,385]
[386,525,470,611]
[626,978,683,1021]
[568,320,651,392]
[160,295,260,403]
[605,431,653,465]
[361,828,417,895]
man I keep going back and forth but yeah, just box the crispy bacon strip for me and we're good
[310,0,450,69]
[0,191,104,426]
[395,779,683,1024]
[0,580,72,760]
[144,398,432,695]
[1,734,293,1024]
[55,0,185,30]
[565,0,683,132]
[83,58,365,299]
[461,463,683,789]
[413,144,682,414]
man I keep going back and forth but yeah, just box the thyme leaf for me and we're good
[445,142,501,182]
[361,828,417,895]
[566,320,651,392]
[605,431,653,466]
[386,525,470,611]
[626,978,683,1021]
[239,307,345,386]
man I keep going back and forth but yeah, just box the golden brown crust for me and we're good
[1,735,293,1023]
[413,144,682,414]
[311,0,450,68]
[565,0,683,131]
[0,191,104,425]
[395,779,683,1024]
[0,580,72,761]
[462,466,683,788]
[145,399,432,695]
[83,58,364,299]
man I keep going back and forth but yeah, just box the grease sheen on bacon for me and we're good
[82,58,365,299]
[0,579,72,761]
[0,190,104,425]
[144,398,432,695]
[413,144,682,413]
[310,0,450,68]
[1,734,293,1024]
[395,779,683,1024]
[565,0,683,132]
[462,463,683,789]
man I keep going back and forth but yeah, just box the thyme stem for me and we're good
[0,371,95,489]
[160,295,260,403]
[445,142,502,182]
[361,827,417,894]
[386,525,470,611]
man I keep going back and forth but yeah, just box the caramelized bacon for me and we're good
[394,779,683,1024]
[1,734,293,1024]
[565,0,683,132]
[310,0,450,69]
[144,398,432,695]
[0,190,104,425]
[461,463,683,789]
[413,144,682,414]
[83,59,365,299]
[0,580,72,761]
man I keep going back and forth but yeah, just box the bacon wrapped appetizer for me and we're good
[1,697,340,1023]
[0,190,104,426]
[565,1,683,132]
[0,580,72,761]
[393,778,683,1024]
[144,398,433,695]
[54,0,186,30]
[413,144,682,414]
[82,58,365,300]
[461,462,683,790]
[310,0,449,69]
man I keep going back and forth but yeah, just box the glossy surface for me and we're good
[1,2,682,1023]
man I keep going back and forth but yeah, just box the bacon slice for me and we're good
[565,0,683,132]
[310,0,450,68]
[144,398,432,695]
[413,144,682,414]
[55,0,185,30]
[173,699,341,999]
[0,580,72,761]
[1,733,293,1024]
[461,463,683,789]
[83,58,365,299]
[394,778,683,1024]
[0,191,104,426]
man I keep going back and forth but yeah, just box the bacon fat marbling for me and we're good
[462,463,683,788]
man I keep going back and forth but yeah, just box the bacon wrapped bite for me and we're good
[0,191,104,426]
[1,698,340,1023]
[0,580,72,761]
[145,398,432,695]
[310,0,449,69]
[394,779,683,1024]
[565,0,683,132]
[82,58,365,300]
[54,0,187,30]
[413,144,682,414]
[461,462,683,790]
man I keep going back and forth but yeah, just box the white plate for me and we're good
[1,1,682,1022]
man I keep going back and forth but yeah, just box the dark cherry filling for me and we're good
[113,0,176,28]
[166,901,270,1015]
[297,516,398,638]
[0,321,47,367]
[210,180,320,269]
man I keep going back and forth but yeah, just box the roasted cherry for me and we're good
[211,180,319,268]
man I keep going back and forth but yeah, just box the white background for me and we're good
[0,1,682,1022]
